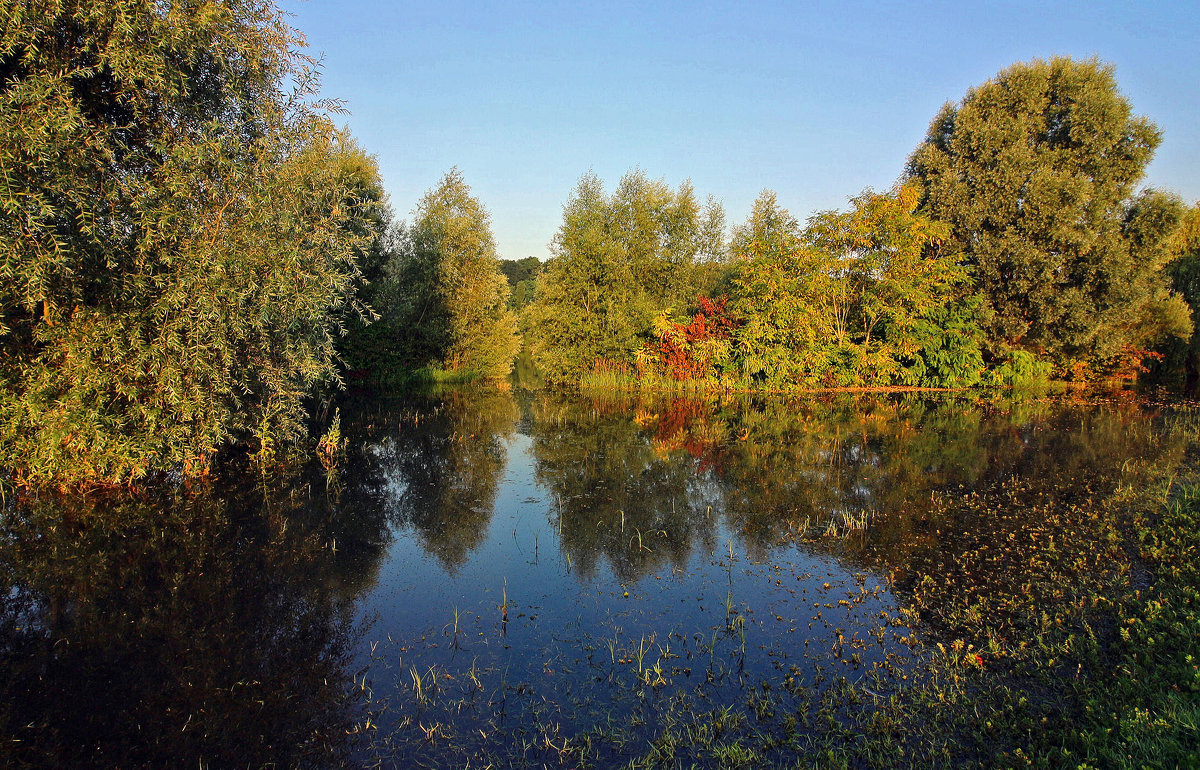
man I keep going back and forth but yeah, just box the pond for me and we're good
[0,387,1193,767]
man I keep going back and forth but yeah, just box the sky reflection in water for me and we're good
[338,388,1180,765]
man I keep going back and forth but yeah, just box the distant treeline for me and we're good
[516,58,1200,392]
[3,1,1199,486]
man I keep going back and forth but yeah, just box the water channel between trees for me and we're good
[1,387,1194,767]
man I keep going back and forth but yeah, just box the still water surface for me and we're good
[0,388,1188,766]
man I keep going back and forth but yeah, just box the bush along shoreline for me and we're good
[5,4,1200,500]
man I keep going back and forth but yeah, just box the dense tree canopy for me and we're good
[0,0,386,485]
[6,12,1199,495]
[525,170,725,382]
[499,256,540,310]
[906,57,1190,374]
[722,184,979,388]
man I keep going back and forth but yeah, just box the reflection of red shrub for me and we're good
[653,296,741,380]
[655,398,707,441]
[651,398,728,473]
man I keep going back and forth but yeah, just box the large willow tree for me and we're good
[907,57,1190,374]
[0,1,387,485]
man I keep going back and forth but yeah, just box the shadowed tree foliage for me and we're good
[499,256,541,286]
[330,143,399,378]
[0,0,387,485]
[382,170,519,382]
[1164,204,1200,391]
[906,57,1190,376]
[0,471,391,767]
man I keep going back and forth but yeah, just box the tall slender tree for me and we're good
[386,169,519,381]
[729,190,802,259]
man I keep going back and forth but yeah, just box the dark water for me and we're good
[0,388,1191,767]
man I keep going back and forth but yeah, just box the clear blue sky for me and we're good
[287,0,1199,261]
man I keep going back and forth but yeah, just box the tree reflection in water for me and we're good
[528,392,995,578]
[530,392,719,581]
[0,466,391,768]
[532,391,1189,649]
[3,388,1191,767]
[343,388,1196,767]
[343,387,519,571]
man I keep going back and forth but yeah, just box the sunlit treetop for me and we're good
[906,56,1190,371]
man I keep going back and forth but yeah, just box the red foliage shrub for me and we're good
[652,296,742,380]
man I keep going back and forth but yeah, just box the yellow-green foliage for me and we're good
[383,169,519,382]
[727,189,801,260]
[727,184,981,388]
[525,170,725,384]
[0,1,386,485]
[908,57,1191,375]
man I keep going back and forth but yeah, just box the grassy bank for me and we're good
[576,368,1065,397]
[1051,481,1200,767]
[350,365,498,389]
[799,439,1200,768]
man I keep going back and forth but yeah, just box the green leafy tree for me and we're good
[526,170,717,383]
[0,0,385,485]
[806,184,981,386]
[725,239,835,387]
[499,256,540,310]
[526,173,636,382]
[331,143,399,377]
[499,256,541,287]
[906,57,1191,375]
[692,194,732,297]
[697,195,729,264]
[385,169,519,381]
[728,184,977,387]
[332,141,394,302]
